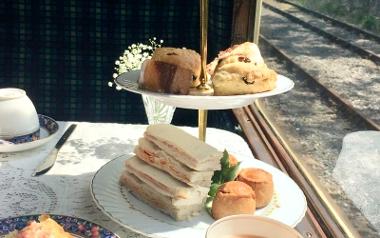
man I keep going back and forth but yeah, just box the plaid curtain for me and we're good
[0,0,236,129]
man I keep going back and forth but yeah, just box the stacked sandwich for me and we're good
[120,124,222,221]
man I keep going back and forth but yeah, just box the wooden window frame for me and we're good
[230,1,361,237]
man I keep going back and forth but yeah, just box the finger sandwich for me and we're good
[120,124,222,221]
[134,138,215,187]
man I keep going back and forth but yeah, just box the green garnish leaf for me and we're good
[211,170,222,184]
[208,183,221,197]
[225,161,241,181]
[205,196,214,214]
[205,149,241,216]
[220,150,229,168]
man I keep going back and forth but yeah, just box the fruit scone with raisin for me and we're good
[208,42,277,96]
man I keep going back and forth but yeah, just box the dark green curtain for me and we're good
[0,0,237,130]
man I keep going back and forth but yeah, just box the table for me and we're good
[0,122,257,237]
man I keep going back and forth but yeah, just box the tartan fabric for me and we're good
[0,0,237,130]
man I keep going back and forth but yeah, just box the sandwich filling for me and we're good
[134,137,214,186]
[144,124,222,171]
[124,156,208,200]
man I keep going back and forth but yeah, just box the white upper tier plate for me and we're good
[115,70,294,110]
[90,154,307,238]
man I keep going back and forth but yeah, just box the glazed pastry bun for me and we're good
[211,181,256,220]
[237,168,274,208]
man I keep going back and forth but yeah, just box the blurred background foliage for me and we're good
[293,0,380,34]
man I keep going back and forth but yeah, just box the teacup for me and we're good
[206,215,303,238]
[0,88,40,144]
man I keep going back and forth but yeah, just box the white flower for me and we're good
[111,37,163,89]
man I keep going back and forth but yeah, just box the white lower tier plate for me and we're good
[90,155,307,238]
[115,70,294,110]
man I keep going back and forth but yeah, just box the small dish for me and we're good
[0,114,59,153]
[206,215,303,238]
[0,214,118,238]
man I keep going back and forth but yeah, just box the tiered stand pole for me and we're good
[198,0,208,141]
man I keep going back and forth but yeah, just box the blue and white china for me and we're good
[5,129,40,144]
[0,88,40,141]
[0,114,59,153]
[0,214,119,238]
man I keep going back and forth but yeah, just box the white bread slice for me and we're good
[144,124,222,171]
[120,171,204,221]
[134,138,214,186]
[125,156,208,199]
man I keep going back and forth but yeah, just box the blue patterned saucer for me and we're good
[0,114,59,153]
[4,129,40,144]
[0,214,119,238]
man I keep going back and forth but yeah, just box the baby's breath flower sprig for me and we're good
[108,38,163,88]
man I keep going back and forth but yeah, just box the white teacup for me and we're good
[206,215,303,238]
[0,88,40,143]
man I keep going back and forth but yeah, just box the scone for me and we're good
[208,42,265,75]
[212,62,277,96]
[211,181,256,220]
[208,42,277,96]
[237,168,274,208]
[138,47,201,94]
[151,47,201,80]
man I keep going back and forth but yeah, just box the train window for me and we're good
[256,0,380,237]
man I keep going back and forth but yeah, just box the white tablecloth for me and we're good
[0,122,255,237]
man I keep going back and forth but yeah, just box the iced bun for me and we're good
[237,168,274,208]
[211,181,256,220]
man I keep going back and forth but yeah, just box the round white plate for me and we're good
[0,114,59,153]
[90,155,307,238]
[115,70,294,110]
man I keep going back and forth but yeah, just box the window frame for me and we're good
[230,1,361,237]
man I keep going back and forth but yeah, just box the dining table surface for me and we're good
[0,121,275,238]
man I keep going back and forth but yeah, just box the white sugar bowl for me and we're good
[0,88,40,143]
